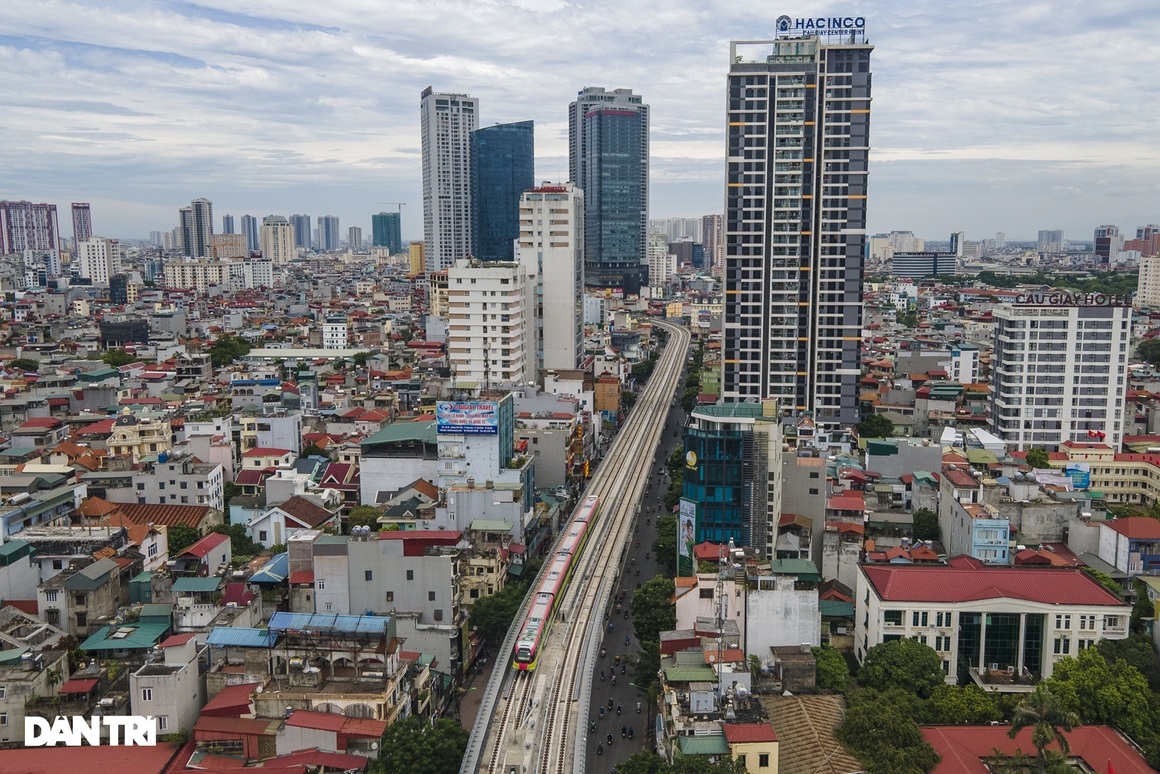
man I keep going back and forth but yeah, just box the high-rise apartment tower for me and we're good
[421,88,478,273]
[471,120,534,262]
[71,203,92,246]
[722,34,872,429]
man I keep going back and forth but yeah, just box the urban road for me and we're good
[461,319,692,774]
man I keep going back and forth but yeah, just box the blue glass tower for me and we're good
[372,212,402,253]
[470,120,534,261]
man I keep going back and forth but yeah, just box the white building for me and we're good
[446,259,533,386]
[948,343,981,384]
[132,451,225,511]
[856,561,1131,685]
[260,215,295,266]
[516,183,584,372]
[421,88,478,273]
[991,296,1130,451]
[76,237,121,285]
[1137,254,1160,309]
[130,633,206,737]
[322,315,348,350]
[647,233,677,290]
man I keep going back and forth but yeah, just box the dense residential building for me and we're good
[682,401,783,556]
[856,560,1131,687]
[991,296,1130,451]
[569,86,649,294]
[1037,229,1063,253]
[891,251,956,279]
[446,259,532,385]
[0,201,59,256]
[76,237,121,285]
[180,197,214,258]
[1137,253,1160,308]
[210,232,247,259]
[241,213,259,252]
[516,182,584,371]
[1093,224,1122,264]
[422,88,478,273]
[371,211,402,253]
[701,213,723,271]
[722,35,872,429]
[317,215,340,251]
[323,314,349,350]
[470,120,534,262]
[260,215,295,265]
[71,202,92,245]
[289,213,312,250]
[348,225,362,251]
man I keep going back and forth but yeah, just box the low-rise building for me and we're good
[130,632,206,737]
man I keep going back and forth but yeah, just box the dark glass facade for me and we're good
[682,424,752,547]
[470,121,534,262]
[583,109,643,294]
[371,212,402,253]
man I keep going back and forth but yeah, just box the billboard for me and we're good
[678,498,696,577]
[436,401,499,435]
[1064,463,1091,490]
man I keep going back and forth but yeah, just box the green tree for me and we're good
[839,689,940,773]
[617,751,749,774]
[1080,566,1122,599]
[167,525,202,554]
[373,716,468,774]
[634,639,662,696]
[813,644,850,691]
[622,390,638,411]
[352,351,370,368]
[1131,578,1153,634]
[101,348,136,367]
[632,576,676,644]
[1137,338,1160,368]
[301,442,328,459]
[222,482,243,504]
[210,522,259,557]
[653,513,678,575]
[680,386,699,413]
[1042,646,1152,743]
[859,638,946,698]
[896,311,919,328]
[857,413,894,439]
[1097,633,1160,693]
[467,579,530,643]
[209,333,252,368]
[912,508,940,542]
[347,505,383,533]
[8,357,40,371]
[926,684,1001,725]
[1007,687,1079,774]
[1025,447,1051,469]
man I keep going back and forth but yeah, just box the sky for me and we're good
[1,1,1159,245]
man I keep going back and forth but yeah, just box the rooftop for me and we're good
[862,562,1127,607]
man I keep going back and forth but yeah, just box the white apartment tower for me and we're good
[447,259,533,386]
[77,237,121,285]
[322,315,349,350]
[516,183,585,372]
[991,296,1131,451]
[421,88,478,274]
[722,35,872,428]
[1137,254,1160,309]
[260,215,295,266]
[647,233,677,290]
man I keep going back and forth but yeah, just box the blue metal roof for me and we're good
[249,552,288,584]
[206,627,278,648]
[268,611,391,635]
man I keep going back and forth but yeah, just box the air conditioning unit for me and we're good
[988,663,999,671]
[99,698,115,707]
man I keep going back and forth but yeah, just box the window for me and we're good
[738,755,746,767]
[433,609,444,622]
[759,753,770,768]
[1053,638,1071,655]
[365,570,373,582]
[699,589,714,599]
[429,591,436,602]
[809,487,819,495]
[45,591,57,603]
[157,716,168,731]
[74,593,86,607]
[325,602,333,611]
[148,543,158,558]
[912,611,928,627]
[386,592,394,603]
[141,688,153,702]
[0,713,6,726]
[1104,616,1122,629]
[316,579,325,590]
[75,612,87,628]
[0,686,5,699]
[259,530,267,542]
[883,610,903,626]
[51,559,62,570]
[1054,614,1071,630]
[407,570,414,581]
[1079,615,1096,630]
[936,611,952,627]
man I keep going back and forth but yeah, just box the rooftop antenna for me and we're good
[715,540,729,708]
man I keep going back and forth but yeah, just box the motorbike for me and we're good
[636,702,642,713]
[597,744,603,756]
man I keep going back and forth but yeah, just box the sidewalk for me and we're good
[458,656,498,731]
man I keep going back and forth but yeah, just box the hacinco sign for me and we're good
[776,14,866,36]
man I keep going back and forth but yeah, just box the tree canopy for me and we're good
[209,333,252,368]
[838,688,940,773]
[858,638,946,698]
[813,644,850,691]
[1042,646,1152,745]
[632,576,676,645]
[1007,687,1079,774]
[1025,448,1051,469]
[616,750,748,774]
[101,348,136,367]
[468,578,530,644]
[857,413,894,439]
[166,525,202,555]
[925,684,1001,725]
[372,716,468,774]
[912,508,940,542]
[8,357,40,372]
[346,505,383,534]
[653,513,678,575]
[1138,339,1160,368]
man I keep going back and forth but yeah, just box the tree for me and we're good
[622,390,638,411]
[167,525,201,555]
[926,684,1001,725]
[1080,566,1122,599]
[1007,687,1079,774]
[352,351,370,368]
[1097,634,1160,693]
[374,716,468,774]
[857,413,893,439]
[680,386,699,413]
[1042,646,1152,743]
[301,442,328,459]
[468,579,530,643]
[617,751,749,774]
[209,333,252,368]
[653,513,678,575]
[1025,447,1051,469]
[222,482,243,504]
[632,576,676,644]
[634,639,662,696]
[1137,338,1160,368]
[101,348,136,367]
[1131,578,1153,634]
[347,505,383,533]
[813,644,850,691]
[839,689,940,773]
[896,311,919,329]
[210,522,259,557]
[859,638,945,698]
[912,508,940,542]
[8,357,39,372]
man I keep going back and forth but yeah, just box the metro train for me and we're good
[512,495,601,671]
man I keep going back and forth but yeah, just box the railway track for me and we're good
[467,320,690,774]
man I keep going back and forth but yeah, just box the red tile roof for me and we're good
[289,570,315,585]
[17,416,63,429]
[0,742,180,774]
[59,677,100,694]
[116,502,218,529]
[1105,517,1160,540]
[826,495,865,512]
[862,563,1126,607]
[179,531,229,558]
[722,722,778,744]
[159,633,198,648]
[276,495,337,528]
[199,682,258,717]
[285,709,346,732]
[242,447,294,458]
[922,724,1152,773]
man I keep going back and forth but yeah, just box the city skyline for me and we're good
[0,2,1158,242]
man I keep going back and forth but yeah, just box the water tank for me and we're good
[158,451,168,463]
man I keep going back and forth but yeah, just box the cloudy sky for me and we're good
[1,1,1158,244]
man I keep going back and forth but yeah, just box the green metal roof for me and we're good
[678,735,730,755]
[470,519,513,533]
[361,418,438,447]
[63,557,118,591]
[966,449,999,464]
[173,576,223,593]
[663,666,718,683]
[140,603,174,620]
[0,540,34,567]
[819,600,855,618]
[767,559,822,583]
[80,622,170,651]
[866,440,898,456]
[0,646,30,665]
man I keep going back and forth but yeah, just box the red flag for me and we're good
[1109,759,1116,774]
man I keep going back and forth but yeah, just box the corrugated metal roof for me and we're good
[249,552,288,584]
[678,734,730,755]
[206,627,278,648]
[80,622,169,651]
[268,611,392,635]
[173,576,223,592]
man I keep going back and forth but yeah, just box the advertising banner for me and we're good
[436,401,499,435]
[678,498,696,577]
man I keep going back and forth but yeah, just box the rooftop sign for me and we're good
[776,15,866,38]
[1014,292,1132,307]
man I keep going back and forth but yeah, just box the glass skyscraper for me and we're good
[569,87,649,295]
[372,212,402,253]
[470,120,533,262]
[722,35,872,430]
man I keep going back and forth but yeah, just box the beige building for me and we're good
[211,233,248,259]
[164,260,228,292]
[408,242,424,276]
[446,259,533,385]
[1137,253,1160,309]
[260,215,295,265]
[107,409,172,462]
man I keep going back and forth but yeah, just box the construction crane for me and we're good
[371,202,406,213]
